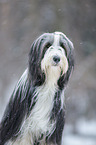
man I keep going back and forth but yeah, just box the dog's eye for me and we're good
[60,42,64,49]
[41,42,52,59]
[60,42,67,56]
[58,48,62,51]
[50,47,54,50]
[45,42,52,49]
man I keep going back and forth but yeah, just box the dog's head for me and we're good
[29,32,74,89]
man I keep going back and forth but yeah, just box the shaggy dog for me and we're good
[0,32,74,145]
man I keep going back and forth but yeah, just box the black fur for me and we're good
[0,32,74,145]
[0,79,37,145]
[29,33,54,86]
[48,109,65,145]
[46,90,65,145]
[58,34,74,90]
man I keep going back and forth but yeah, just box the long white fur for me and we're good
[8,33,68,145]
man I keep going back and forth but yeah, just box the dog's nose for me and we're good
[53,55,60,64]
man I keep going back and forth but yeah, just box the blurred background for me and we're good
[0,0,96,144]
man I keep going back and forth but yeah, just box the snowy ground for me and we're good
[62,119,96,145]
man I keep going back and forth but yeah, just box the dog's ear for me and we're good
[28,33,53,86]
[58,35,74,90]
[28,37,45,86]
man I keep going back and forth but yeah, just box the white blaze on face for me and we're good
[41,33,68,85]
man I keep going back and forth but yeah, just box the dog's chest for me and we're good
[23,85,57,138]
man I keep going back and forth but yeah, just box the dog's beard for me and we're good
[41,47,68,86]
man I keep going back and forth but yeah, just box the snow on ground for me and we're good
[62,119,96,145]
